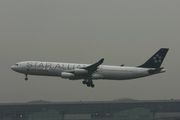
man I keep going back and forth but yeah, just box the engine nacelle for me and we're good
[74,69,88,75]
[61,72,75,78]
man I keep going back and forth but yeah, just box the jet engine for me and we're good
[74,69,88,75]
[61,72,75,78]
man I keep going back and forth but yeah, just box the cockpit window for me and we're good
[15,64,19,66]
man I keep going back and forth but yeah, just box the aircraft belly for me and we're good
[101,71,133,80]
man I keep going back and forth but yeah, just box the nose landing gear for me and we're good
[25,74,28,81]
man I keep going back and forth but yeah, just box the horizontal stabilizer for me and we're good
[148,67,164,74]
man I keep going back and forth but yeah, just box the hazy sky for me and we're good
[0,0,180,103]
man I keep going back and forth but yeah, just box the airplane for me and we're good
[11,48,169,88]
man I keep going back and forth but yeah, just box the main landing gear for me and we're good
[82,79,95,88]
[25,74,28,81]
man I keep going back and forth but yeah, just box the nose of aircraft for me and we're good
[11,63,21,72]
[11,65,16,71]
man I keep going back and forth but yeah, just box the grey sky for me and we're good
[0,0,180,103]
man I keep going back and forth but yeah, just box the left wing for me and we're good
[61,58,104,79]
[84,58,104,75]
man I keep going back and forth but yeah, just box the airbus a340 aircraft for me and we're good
[11,48,169,88]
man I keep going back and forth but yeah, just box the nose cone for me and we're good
[11,65,15,70]
[11,63,21,72]
[11,65,17,71]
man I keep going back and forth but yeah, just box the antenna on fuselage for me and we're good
[120,64,124,66]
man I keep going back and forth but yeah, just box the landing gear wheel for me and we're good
[25,74,28,81]
[86,82,91,87]
[82,80,87,84]
[91,84,95,88]
[84,79,95,88]
[86,82,95,88]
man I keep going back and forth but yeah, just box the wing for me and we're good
[84,58,104,75]
[62,58,104,79]
[64,59,104,88]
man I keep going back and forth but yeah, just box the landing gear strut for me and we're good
[25,74,28,81]
[82,79,95,88]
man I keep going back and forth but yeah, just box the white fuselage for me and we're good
[11,61,165,80]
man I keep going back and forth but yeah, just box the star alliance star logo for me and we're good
[153,54,162,63]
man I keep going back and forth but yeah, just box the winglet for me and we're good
[98,58,104,65]
[88,58,104,69]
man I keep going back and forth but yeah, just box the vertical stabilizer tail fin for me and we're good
[138,48,169,68]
